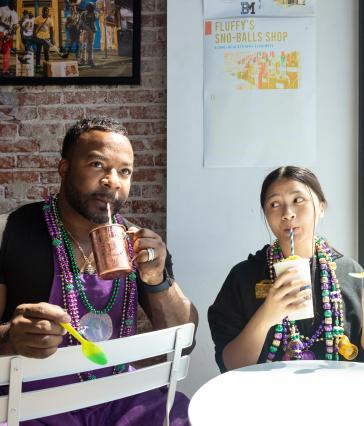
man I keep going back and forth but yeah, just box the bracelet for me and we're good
[139,271,172,294]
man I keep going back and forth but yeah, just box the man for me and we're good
[33,6,54,73]
[0,0,18,76]
[117,5,132,57]
[0,118,198,425]
[19,10,35,53]
[65,3,80,59]
[78,2,97,67]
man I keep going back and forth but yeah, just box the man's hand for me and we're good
[0,20,11,30]
[126,228,198,338]
[127,227,166,285]
[6,303,71,358]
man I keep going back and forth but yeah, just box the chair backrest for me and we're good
[0,322,195,426]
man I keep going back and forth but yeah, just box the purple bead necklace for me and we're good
[266,236,345,362]
[43,195,138,380]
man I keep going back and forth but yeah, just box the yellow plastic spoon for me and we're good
[60,322,108,366]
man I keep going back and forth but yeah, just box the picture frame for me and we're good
[360,0,364,265]
[0,0,140,85]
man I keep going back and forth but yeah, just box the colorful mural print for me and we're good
[0,0,139,82]
[224,50,300,90]
[274,0,306,6]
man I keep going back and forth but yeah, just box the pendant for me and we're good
[301,350,316,360]
[79,312,113,342]
[282,351,291,361]
[282,349,316,361]
[83,263,96,275]
[287,339,304,359]
[338,335,359,360]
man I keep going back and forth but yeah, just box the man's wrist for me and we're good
[139,273,164,286]
[139,270,173,294]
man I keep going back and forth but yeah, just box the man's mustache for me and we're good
[88,191,121,203]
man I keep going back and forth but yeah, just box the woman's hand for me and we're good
[259,269,311,326]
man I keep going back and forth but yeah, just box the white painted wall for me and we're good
[167,0,358,397]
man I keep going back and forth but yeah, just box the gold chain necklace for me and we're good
[66,229,96,275]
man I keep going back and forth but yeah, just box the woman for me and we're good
[208,166,364,372]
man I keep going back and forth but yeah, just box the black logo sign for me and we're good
[241,2,256,15]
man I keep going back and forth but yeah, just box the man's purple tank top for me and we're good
[24,252,136,391]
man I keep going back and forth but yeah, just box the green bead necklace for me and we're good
[59,225,121,314]
[52,198,121,315]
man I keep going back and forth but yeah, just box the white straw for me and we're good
[107,203,112,225]
[290,226,294,256]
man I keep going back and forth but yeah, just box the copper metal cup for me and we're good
[89,224,132,280]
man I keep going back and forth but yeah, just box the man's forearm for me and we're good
[141,281,198,330]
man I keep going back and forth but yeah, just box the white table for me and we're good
[189,361,364,425]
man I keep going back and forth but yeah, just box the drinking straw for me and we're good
[290,226,294,256]
[107,203,112,225]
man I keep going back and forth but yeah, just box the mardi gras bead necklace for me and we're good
[266,236,357,363]
[66,228,96,275]
[43,195,138,380]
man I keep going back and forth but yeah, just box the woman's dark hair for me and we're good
[61,118,128,159]
[260,166,327,210]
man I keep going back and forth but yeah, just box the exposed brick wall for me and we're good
[0,0,166,334]
[0,0,167,242]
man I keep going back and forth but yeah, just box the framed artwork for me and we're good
[0,0,140,84]
[360,1,364,265]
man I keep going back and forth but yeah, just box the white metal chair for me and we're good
[0,323,195,426]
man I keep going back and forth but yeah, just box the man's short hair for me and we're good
[86,2,95,11]
[61,117,128,159]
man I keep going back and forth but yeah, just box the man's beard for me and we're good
[63,175,125,224]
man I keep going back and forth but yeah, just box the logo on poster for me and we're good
[241,2,255,15]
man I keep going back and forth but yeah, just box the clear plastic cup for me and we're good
[273,257,313,321]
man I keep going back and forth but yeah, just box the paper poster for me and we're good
[203,0,316,167]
